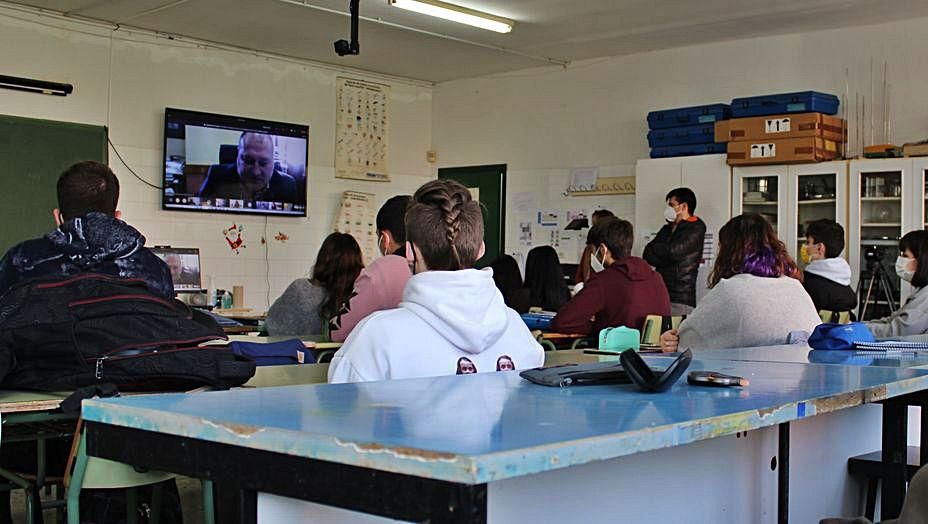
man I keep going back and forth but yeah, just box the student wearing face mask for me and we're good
[329,195,413,342]
[864,230,928,337]
[801,219,857,317]
[551,217,671,336]
[643,188,707,316]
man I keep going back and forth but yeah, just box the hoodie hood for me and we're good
[804,257,852,286]
[46,213,146,269]
[607,256,656,281]
[400,268,510,355]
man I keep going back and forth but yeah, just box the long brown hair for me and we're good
[312,232,364,319]
[708,213,800,289]
[406,180,483,270]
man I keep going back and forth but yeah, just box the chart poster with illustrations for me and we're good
[335,191,379,264]
[336,77,390,182]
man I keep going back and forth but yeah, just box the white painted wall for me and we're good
[433,15,928,256]
[0,7,434,310]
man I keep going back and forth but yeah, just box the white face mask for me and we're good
[377,234,386,256]
[591,247,606,273]
[896,256,916,282]
[663,206,678,223]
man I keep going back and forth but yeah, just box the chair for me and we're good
[66,421,189,524]
[846,446,922,522]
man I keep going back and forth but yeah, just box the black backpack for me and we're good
[0,273,255,391]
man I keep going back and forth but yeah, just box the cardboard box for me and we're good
[714,120,731,143]
[718,113,845,143]
[904,142,928,157]
[727,137,840,166]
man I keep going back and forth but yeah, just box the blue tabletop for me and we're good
[698,345,928,368]
[82,358,928,484]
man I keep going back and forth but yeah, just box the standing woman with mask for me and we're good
[865,230,928,337]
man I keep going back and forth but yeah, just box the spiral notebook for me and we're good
[853,340,928,353]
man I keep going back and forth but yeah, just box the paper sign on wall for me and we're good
[335,77,390,182]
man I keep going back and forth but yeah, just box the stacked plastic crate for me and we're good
[647,104,730,158]
[716,91,845,166]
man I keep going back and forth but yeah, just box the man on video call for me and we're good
[197,132,298,203]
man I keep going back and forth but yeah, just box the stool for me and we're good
[848,446,921,521]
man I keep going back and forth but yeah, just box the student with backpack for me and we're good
[328,180,544,382]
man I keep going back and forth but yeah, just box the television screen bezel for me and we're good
[161,107,309,218]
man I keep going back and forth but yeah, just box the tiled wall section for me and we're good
[0,8,435,310]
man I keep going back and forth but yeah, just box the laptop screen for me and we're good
[150,247,202,293]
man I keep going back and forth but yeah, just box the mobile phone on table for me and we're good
[687,371,749,388]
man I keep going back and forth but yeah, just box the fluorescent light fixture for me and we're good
[0,75,73,96]
[388,0,514,33]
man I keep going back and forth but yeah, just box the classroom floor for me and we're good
[11,476,205,523]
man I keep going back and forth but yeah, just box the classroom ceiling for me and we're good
[10,0,928,83]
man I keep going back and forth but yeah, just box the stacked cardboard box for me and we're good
[715,92,845,166]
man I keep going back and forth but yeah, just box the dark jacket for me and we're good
[643,217,706,307]
[197,163,297,203]
[0,213,174,299]
[803,272,858,314]
[551,256,671,336]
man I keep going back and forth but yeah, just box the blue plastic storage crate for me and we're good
[649,143,728,158]
[647,123,716,148]
[647,104,730,130]
[730,91,839,118]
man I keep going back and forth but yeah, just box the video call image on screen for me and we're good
[151,248,202,292]
[163,108,309,217]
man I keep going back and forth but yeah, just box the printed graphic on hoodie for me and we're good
[456,357,477,374]
[496,355,515,371]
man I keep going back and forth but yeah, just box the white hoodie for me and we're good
[328,268,544,383]
[804,257,853,286]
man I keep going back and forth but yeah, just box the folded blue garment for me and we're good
[229,339,314,366]
[808,322,875,351]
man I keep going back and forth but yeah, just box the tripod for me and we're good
[858,258,897,320]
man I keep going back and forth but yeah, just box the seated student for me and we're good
[801,219,857,317]
[0,160,172,298]
[489,254,530,314]
[864,230,928,337]
[265,232,363,337]
[574,209,615,287]
[660,213,821,352]
[551,217,671,336]
[329,195,413,342]
[524,245,570,311]
[0,161,176,523]
[328,180,544,383]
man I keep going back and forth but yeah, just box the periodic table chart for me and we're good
[335,77,390,182]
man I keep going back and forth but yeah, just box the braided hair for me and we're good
[406,180,483,271]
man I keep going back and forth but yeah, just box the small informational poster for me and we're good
[335,77,390,182]
[537,210,559,228]
[701,233,715,267]
[335,191,378,263]
[518,222,533,247]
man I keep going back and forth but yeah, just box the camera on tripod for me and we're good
[864,245,885,267]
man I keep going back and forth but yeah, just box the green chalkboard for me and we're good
[0,114,107,254]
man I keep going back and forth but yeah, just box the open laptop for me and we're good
[150,247,202,293]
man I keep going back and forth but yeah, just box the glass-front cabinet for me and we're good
[788,162,847,269]
[732,166,787,236]
[849,159,918,320]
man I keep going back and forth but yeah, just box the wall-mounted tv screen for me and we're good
[163,108,308,217]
